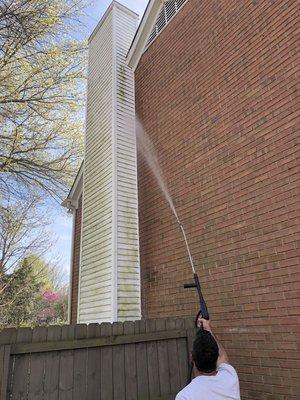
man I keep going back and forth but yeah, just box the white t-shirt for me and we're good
[176,363,241,400]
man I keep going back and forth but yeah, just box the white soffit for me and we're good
[127,0,188,70]
[62,162,83,210]
[126,0,165,70]
[146,0,188,47]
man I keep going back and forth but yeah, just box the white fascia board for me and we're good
[62,162,84,211]
[89,1,138,43]
[126,0,164,70]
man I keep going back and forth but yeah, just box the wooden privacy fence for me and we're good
[0,317,196,400]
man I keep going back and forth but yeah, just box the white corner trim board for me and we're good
[67,211,76,324]
[111,4,118,323]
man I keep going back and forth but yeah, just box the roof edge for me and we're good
[126,0,163,70]
[62,162,84,211]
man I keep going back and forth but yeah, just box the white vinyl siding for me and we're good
[115,7,140,321]
[79,12,113,323]
[78,3,140,323]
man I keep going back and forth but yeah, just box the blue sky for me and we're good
[77,0,149,38]
[50,0,149,282]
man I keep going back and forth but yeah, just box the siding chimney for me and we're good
[78,2,140,323]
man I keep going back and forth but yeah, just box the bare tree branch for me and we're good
[0,196,52,273]
[0,0,87,201]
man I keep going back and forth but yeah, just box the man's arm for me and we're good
[198,318,229,366]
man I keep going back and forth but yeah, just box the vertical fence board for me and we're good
[1,328,16,399]
[10,327,32,399]
[100,323,113,400]
[146,319,160,398]
[112,322,125,400]
[156,319,171,396]
[73,324,88,399]
[176,319,189,388]
[44,325,62,400]
[87,324,101,399]
[28,326,48,400]
[59,325,75,400]
[0,345,11,399]
[28,327,47,397]
[0,329,17,346]
[166,319,181,394]
[136,320,149,400]
[124,321,137,400]
[185,318,196,384]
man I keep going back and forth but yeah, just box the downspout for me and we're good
[67,206,76,324]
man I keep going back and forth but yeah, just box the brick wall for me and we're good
[70,195,82,324]
[135,0,299,398]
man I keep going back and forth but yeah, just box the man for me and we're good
[176,319,240,400]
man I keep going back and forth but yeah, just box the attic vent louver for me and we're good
[147,0,188,46]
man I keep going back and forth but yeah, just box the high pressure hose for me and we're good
[176,218,210,384]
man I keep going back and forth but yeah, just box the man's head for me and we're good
[192,329,219,372]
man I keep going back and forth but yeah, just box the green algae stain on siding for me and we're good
[117,65,127,101]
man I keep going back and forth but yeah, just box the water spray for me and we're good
[136,117,209,320]
[136,118,210,382]
[178,221,195,273]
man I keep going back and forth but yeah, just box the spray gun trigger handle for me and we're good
[184,283,197,289]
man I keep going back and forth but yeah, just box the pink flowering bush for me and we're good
[37,289,68,325]
[43,291,60,302]
[0,255,69,327]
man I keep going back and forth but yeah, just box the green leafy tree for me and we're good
[0,255,68,327]
[0,257,45,326]
[0,196,66,327]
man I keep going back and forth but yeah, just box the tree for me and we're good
[0,196,51,326]
[21,254,65,291]
[38,286,68,325]
[0,196,69,327]
[0,0,86,201]
[0,255,69,327]
[0,0,85,326]
[0,257,43,326]
[0,197,50,273]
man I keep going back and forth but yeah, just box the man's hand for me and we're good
[197,318,211,332]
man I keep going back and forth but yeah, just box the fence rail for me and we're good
[0,317,196,400]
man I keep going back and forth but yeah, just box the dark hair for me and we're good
[192,330,219,372]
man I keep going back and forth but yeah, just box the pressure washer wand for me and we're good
[177,220,210,384]
[177,222,209,323]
